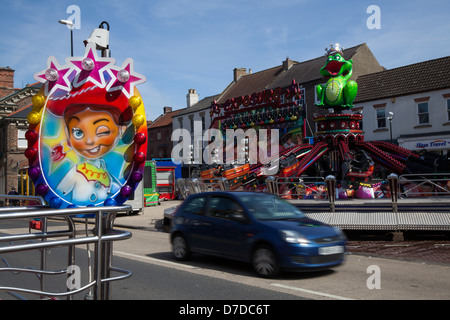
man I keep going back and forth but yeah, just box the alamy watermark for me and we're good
[366,5,381,30]
[366,265,381,289]
[171,121,280,175]
[66,264,81,290]
[64,5,82,30]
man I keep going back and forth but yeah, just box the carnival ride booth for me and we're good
[26,43,147,212]
[199,43,449,199]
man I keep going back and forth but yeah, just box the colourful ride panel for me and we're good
[26,43,147,209]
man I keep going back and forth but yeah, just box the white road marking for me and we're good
[114,251,197,269]
[271,283,354,300]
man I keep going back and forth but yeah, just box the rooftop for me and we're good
[355,55,450,102]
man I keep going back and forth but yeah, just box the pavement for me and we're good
[112,199,183,231]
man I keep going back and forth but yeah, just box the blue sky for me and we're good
[1,0,449,121]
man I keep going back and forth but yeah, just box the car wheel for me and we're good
[252,245,280,278]
[172,234,190,261]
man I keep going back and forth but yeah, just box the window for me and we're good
[376,108,386,128]
[17,129,27,149]
[446,98,450,122]
[183,196,206,215]
[417,102,429,124]
[157,131,161,140]
[189,116,194,133]
[207,196,244,220]
[178,118,183,129]
[294,87,306,107]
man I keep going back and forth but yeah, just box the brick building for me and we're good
[147,106,185,159]
[0,66,40,195]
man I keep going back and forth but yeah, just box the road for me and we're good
[1,217,450,301]
[112,228,450,300]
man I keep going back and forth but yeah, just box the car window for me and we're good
[183,196,206,215]
[207,196,245,220]
[239,194,305,220]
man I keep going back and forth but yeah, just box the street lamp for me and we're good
[58,19,74,56]
[387,111,394,143]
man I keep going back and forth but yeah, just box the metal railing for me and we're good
[0,196,132,300]
[265,176,328,200]
[177,173,450,213]
[398,173,450,198]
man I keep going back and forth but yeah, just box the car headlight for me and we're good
[333,227,347,240]
[280,230,311,245]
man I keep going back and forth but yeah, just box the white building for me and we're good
[353,55,450,155]
[171,89,220,162]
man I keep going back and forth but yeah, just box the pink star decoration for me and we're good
[106,58,146,98]
[34,43,146,98]
[33,56,73,96]
[68,43,115,89]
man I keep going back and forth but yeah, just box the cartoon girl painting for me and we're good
[56,104,127,204]
[41,84,135,207]
[28,43,147,209]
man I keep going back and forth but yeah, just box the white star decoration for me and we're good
[33,43,145,97]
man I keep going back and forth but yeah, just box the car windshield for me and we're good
[239,194,306,221]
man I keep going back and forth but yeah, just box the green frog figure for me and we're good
[315,43,357,110]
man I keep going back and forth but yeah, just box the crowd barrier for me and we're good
[0,195,132,300]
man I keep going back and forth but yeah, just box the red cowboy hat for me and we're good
[45,82,131,118]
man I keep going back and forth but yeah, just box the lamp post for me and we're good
[387,111,394,143]
[58,19,74,56]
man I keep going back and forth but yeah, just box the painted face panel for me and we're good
[27,43,147,210]
[67,108,121,159]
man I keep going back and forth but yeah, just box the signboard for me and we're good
[398,136,450,151]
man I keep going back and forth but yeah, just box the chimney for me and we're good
[233,68,247,82]
[0,67,15,99]
[163,106,172,114]
[283,57,294,71]
[186,89,199,107]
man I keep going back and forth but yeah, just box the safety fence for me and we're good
[176,173,450,212]
[398,173,450,198]
[0,195,132,300]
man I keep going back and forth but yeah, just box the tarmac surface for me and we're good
[112,200,450,265]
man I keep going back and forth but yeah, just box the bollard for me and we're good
[326,175,336,212]
[388,173,398,212]
[265,176,276,195]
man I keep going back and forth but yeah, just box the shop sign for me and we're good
[415,139,450,149]
[210,80,300,116]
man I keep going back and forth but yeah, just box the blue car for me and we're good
[170,191,346,277]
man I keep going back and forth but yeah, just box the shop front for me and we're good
[398,132,450,155]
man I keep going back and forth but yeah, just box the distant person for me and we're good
[8,187,19,206]
[283,137,295,149]
[296,135,303,146]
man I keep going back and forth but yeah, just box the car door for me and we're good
[204,195,252,260]
[178,195,210,251]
